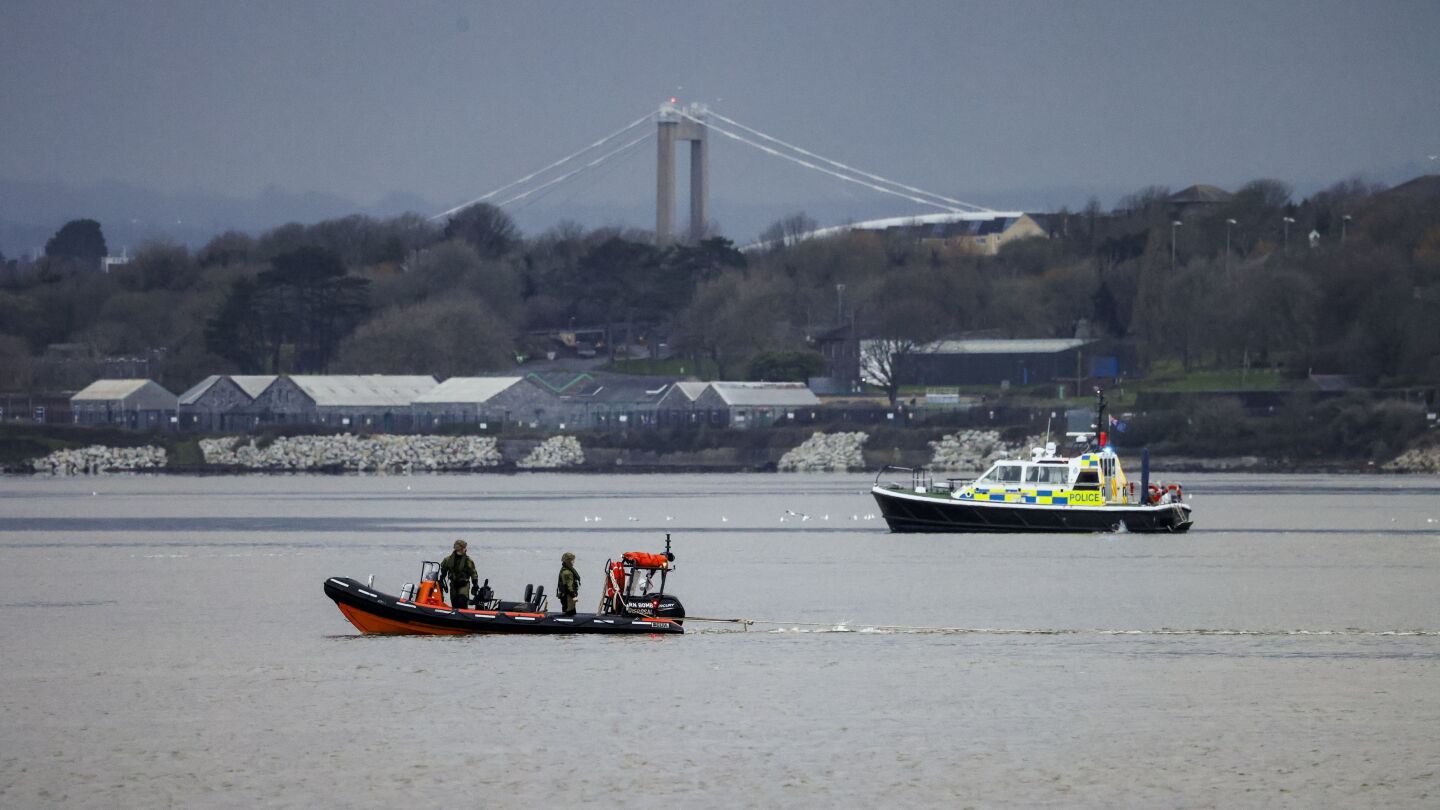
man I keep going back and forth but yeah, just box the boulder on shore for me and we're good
[516,435,585,469]
[198,434,502,471]
[32,445,167,475]
[778,431,868,472]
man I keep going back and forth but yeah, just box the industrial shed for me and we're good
[656,381,712,426]
[886,339,1099,387]
[542,372,677,430]
[410,377,543,429]
[689,382,821,429]
[71,379,178,429]
[243,375,437,431]
[177,375,276,431]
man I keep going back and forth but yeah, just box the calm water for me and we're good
[2,472,1438,808]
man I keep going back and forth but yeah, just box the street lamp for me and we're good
[1282,216,1296,253]
[1225,218,1236,274]
[835,283,846,325]
[1171,220,1182,269]
[1341,214,1352,245]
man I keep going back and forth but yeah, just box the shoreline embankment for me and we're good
[7,425,1437,475]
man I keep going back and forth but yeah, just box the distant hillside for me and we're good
[0,178,432,256]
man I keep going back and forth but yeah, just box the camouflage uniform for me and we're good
[440,540,479,610]
[556,552,581,615]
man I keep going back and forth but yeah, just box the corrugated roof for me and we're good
[73,379,153,401]
[232,375,278,398]
[178,375,222,405]
[413,377,523,404]
[710,382,820,407]
[177,374,277,405]
[671,382,709,401]
[919,339,1092,355]
[288,375,438,407]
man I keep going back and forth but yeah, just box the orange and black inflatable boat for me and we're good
[324,536,685,636]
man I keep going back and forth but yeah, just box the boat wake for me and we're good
[689,620,1440,637]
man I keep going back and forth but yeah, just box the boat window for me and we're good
[991,464,1023,484]
[1025,465,1070,485]
[1073,469,1100,489]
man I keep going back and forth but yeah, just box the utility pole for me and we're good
[1225,218,1236,275]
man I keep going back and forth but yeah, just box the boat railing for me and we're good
[874,465,935,491]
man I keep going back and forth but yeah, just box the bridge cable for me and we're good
[677,110,963,213]
[706,109,995,213]
[495,131,655,209]
[432,111,655,221]
[505,131,656,213]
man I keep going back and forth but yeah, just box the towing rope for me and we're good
[679,616,1440,637]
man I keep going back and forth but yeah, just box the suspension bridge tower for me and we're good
[656,101,708,245]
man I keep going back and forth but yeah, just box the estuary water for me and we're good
[1,472,1438,808]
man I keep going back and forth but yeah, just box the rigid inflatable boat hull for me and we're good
[324,578,684,635]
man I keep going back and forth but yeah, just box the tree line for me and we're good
[1,173,1438,398]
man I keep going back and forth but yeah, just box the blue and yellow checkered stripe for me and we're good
[964,488,1071,504]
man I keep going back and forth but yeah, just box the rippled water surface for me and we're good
[2,472,1439,807]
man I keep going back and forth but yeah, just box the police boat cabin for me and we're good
[872,393,1193,534]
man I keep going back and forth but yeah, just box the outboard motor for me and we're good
[473,578,495,610]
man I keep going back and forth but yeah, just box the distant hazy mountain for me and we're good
[0,178,434,258]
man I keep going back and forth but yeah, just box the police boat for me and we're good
[324,535,685,635]
[871,390,1193,534]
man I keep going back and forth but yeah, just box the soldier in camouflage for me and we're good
[556,552,581,616]
[439,539,479,610]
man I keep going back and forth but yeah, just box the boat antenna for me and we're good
[1094,386,1108,451]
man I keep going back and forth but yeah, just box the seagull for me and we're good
[785,509,808,521]
[627,516,638,521]
[665,515,674,521]
[721,516,728,522]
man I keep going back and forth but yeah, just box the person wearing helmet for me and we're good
[556,552,581,616]
[439,539,479,610]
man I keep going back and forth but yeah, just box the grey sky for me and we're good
[3,0,1438,235]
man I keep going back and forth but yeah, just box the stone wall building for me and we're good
[524,371,677,430]
[70,379,178,429]
[242,375,437,432]
[656,381,713,427]
[687,382,821,429]
[411,376,555,429]
[177,375,276,432]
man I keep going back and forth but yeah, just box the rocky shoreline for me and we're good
[16,431,1440,475]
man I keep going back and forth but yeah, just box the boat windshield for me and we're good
[1025,464,1070,485]
[979,463,1024,484]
